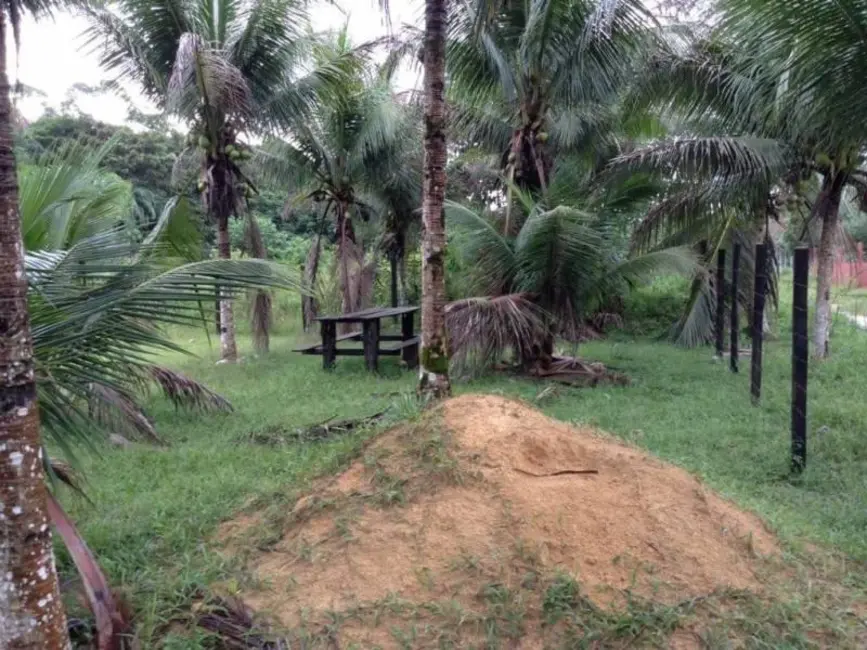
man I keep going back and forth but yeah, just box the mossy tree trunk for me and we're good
[419,0,451,399]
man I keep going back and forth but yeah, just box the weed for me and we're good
[543,573,581,624]
[371,468,407,506]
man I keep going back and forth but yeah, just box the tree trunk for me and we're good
[336,201,362,315]
[0,10,69,648]
[216,214,238,362]
[302,233,322,330]
[419,0,451,399]
[246,212,270,354]
[398,254,408,305]
[390,254,399,308]
[813,171,846,359]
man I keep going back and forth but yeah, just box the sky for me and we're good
[12,0,422,125]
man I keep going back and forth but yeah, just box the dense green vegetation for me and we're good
[4,0,867,647]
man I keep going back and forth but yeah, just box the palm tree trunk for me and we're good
[336,201,362,315]
[813,171,847,359]
[302,233,322,330]
[419,0,451,399]
[0,10,69,648]
[246,212,271,354]
[398,254,408,304]
[390,254,399,308]
[216,214,238,362]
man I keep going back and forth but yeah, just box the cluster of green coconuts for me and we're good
[185,130,254,163]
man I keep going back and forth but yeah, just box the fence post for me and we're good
[730,244,741,373]
[751,243,768,404]
[715,249,726,358]
[792,247,809,473]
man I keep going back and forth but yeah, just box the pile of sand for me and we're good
[223,395,780,648]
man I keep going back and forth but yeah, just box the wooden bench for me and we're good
[381,336,420,367]
[294,306,420,372]
[293,331,361,354]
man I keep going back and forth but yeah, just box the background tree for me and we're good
[16,112,183,221]
[717,0,867,358]
[446,0,654,231]
[86,0,343,361]
[259,36,417,325]
[0,0,68,646]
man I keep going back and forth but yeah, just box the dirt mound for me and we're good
[224,394,780,648]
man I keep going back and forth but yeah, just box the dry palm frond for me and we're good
[446,294,548,374]
[532,355,630,387]
[194,596,287,649]
[47,493,136,650]
[168,34,254,122]
[148,366,233,413]
[47,457,89,501]
[87,384,163,444]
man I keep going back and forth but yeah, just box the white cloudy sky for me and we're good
[12,0,422,125]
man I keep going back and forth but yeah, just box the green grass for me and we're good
[60,315,416,642]
[57,291,867,646]
[832,283,867,317]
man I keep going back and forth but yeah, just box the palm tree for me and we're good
[0,0,69,645]
[419,0,451,398]
[445,184,697,373]
[17,142,299,647]
[608,35,791,344]
[86,0,346,362]
[721,0,867,358]
[446,0,654,232]
[259,38,418,323]
[617,12,867,358]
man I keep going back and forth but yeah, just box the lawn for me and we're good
[57,287,867,646]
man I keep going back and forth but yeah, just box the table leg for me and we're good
[321,321,336,370]
[401,311,418,368]
[363,319,380,372]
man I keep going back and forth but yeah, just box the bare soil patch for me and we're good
[217,395,864,648]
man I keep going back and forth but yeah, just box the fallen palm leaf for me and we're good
[47,493,135,650]
[148,366,233,412]
[529,356,630,386]
[240,410,388,445]
[193,596,288,649]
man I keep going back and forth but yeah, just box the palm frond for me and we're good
[445,200,517,295]
[148,366,232,412]
[19,138,132,252]
[610,136,789,184]
[722,0,867,147]
[446,294,548,375]
[168,33,254,122]
[86,384,163,444]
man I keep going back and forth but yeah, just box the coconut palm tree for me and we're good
[446,0,655,233]
[0,0,69,645]
[721,0,867,358]
[627,1,867,357]
[445,174,698,374]
[259,37,419,323]
[615,15,867,357]
[86,0,350,362]
[419,0,452,398]
[17,141,299,647]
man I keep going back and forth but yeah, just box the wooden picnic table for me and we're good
[294,306,420,372]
